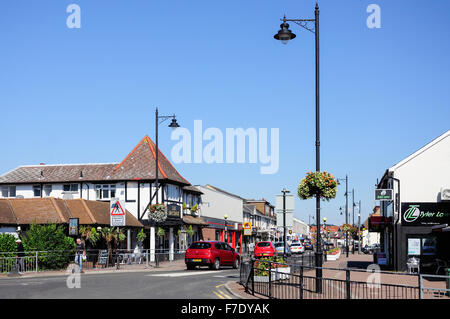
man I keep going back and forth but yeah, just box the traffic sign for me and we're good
[110,199,126,226]
[243,222,252,236]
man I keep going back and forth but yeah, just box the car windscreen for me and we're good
[189,242,211,249]
[291,244,302,247]
[274,243,284,247]
[256,242,271,247]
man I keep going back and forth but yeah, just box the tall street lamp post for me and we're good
[154,108,180,204]
[337,175,349,257]
[224,214,229,244]
[274,3,322,292]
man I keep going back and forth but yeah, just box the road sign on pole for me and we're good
[110,199,126,227]
[243,222,252,236]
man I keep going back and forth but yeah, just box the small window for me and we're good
[1,185,16,198]
[63,184,78,192]
[33,185,41,197]
[96,184,116,200]
[43,185,52,197]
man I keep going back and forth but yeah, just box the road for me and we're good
[0,267,240,299]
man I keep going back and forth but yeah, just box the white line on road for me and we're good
[146,270,224,277]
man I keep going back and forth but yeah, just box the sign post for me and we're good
[276,190,294,259]
[110,199,126,270]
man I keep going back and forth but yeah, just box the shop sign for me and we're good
[167,204,181,218]
[401,202,450,226]
[375,189,393,201]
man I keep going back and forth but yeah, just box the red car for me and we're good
[254,241,276,258]
[185,241,240,270]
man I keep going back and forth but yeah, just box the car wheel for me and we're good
[186,264,195,270]
[233,258,239,269]
[210,258,220,270]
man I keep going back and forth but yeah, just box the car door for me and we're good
[221,243,233,264]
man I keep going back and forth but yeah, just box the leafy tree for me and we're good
[0,233,18,256]
[22,223,76,270]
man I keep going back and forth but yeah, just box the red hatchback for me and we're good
[185,241,240,270]
[254,241,276,258]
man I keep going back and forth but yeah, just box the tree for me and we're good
[22,223,76,270]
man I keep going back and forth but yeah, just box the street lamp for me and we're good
[154,107,180,204]
[224,214,229,244]
[274,3,322,292]
[337,175,349,257]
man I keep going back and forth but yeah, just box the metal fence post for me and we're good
[418,274,423,299]
[35,251,38,272]
[346,269,351,299]
[146,249,149,268]
[252,259,255,296]
[300,265,304,299]
[268,261,272,299]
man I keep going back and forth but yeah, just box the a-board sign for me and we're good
[98,250,109,265]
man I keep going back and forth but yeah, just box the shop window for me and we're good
[422,237,437,256]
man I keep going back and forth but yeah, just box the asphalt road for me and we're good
[0,267,240,299]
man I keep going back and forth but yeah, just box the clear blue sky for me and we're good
[1,0,449,226]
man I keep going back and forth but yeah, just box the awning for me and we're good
[432,224,450,232]
[183,215,208,225]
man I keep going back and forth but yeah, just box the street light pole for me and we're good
[274,3,321,292]
[154,108,180,204]
[281,189,290,260]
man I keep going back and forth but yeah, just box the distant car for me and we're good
[303,241,313,250]
[185,241,240,270]
[274,242,291,256]
[290,243,305,254]
[254,241,276,258]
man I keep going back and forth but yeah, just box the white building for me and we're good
[0,136,203,260]
[376,130,450,271]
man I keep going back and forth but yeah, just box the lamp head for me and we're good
[274,17,296,44]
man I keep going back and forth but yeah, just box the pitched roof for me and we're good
[0,136,190,185]
[0,198,143,227]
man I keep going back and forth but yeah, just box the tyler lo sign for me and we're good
[401,202,450,226]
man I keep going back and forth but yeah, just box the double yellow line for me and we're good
[213,284,232,299]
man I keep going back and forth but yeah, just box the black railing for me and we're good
[240,259,422,299]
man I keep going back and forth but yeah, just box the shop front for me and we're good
[398,202,450,273]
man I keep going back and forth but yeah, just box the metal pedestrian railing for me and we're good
[0,248,187,273]
[239,258,435,299]
[419,273,450,299]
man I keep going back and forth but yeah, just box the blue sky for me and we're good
[0,0,449,226]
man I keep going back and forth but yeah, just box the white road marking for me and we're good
[146,270,224,277]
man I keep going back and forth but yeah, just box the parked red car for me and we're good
[254,241,276,258]
[185,241,240,270]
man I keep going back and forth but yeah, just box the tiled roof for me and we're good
[0,198,143,227]
[183,185,203,194]
[0,136,190,185]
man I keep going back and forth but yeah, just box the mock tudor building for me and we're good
[0,136,203,260]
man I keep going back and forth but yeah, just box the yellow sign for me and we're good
[243,222,252,236]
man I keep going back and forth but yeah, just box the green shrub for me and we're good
[0,233,18,256]
[22,224,76,270]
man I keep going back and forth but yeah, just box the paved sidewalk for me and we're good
[1,259,187,279]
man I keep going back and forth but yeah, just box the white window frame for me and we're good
[95,184,116,200]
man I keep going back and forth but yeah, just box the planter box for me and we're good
[326,250,341,261]
[254,267,291,282]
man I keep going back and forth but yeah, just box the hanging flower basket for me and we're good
[190,204,199,215]
[297,171,337,201]
[148,204,167,223]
